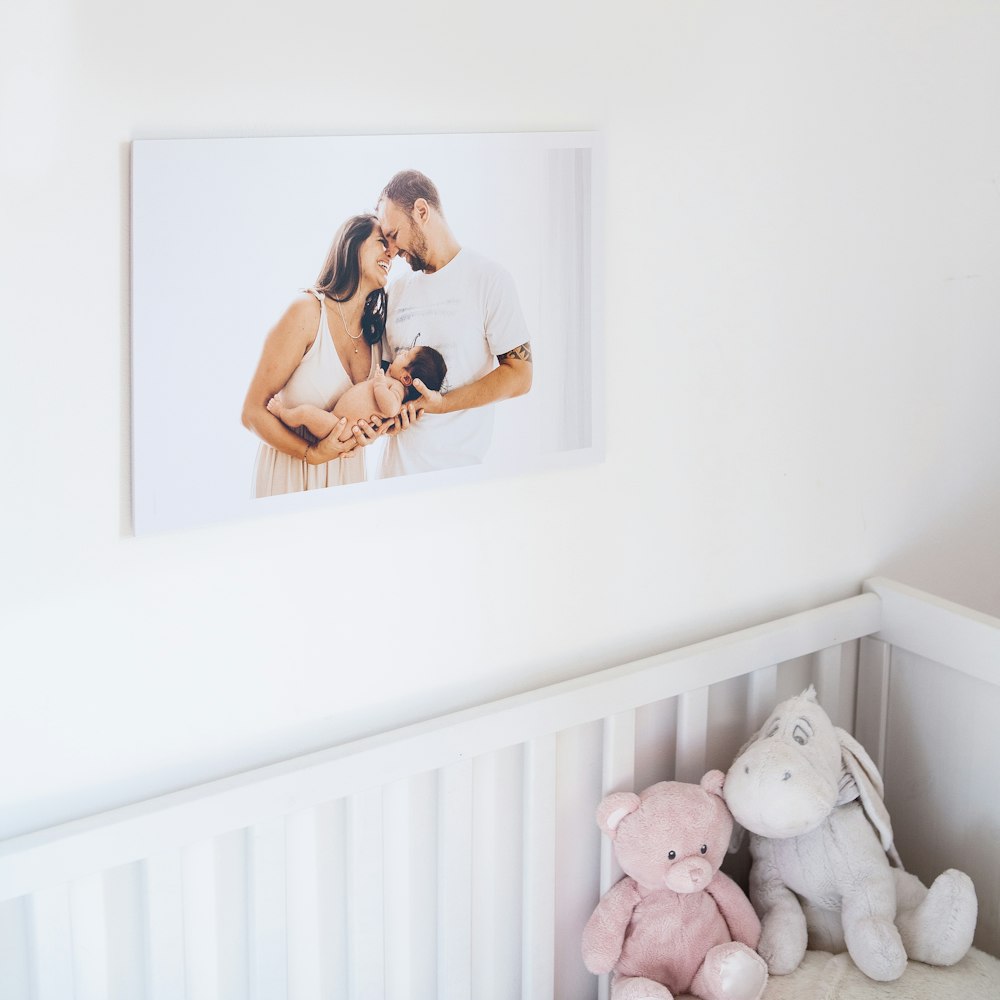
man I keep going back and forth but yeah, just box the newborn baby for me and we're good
[268,345,446,443]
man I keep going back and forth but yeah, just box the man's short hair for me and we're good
[379,170,442,214]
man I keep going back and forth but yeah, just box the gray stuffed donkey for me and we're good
[723,687,977,983]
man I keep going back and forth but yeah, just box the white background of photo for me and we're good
[132,132,597,533]
[2,1,1000,840]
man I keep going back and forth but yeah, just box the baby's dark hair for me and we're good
[402,346,447,402]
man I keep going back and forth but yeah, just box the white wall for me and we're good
[2,0,999,839]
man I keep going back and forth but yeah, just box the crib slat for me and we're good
[378,772,439,1000]
[634,698,678,791]
[347,789,385,999]
[522,735,556,1000]
[554,722,603,1000]
[383,778,414,1000]
[28,884,75,1000]
[105,863,145,1000]
[70,872,110,999]
[813,644,842,716]
[599,710,635,895]
[472,754,500,1000]
[595,709,638,1000]
[813,642,858,731]
[748,664,778,731]
[856,637,891,773]
[437,760,473,1000]
[390,771,437,1000]
[468,749,525,1000]
[314,801,347,1000]
[0,897,31,1000]
[286,809,322,1000]
[486,749,524,1000]
[776,654,815,702]
[144,851,186,1000]
[248,817,287,1000]
[675,687,709,782]
[215,830,249,1000]
[182,840,220,1000]
[600,709,636,794]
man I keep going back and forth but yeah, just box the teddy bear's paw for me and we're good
[611,975,673,1000]
[844,916,907,981]
[691,942,768,1000]
[898,868,977,967]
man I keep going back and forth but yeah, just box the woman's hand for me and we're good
[307,420,356,462]
[308,416,390,461]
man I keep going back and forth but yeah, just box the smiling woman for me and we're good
[240,214,392,497]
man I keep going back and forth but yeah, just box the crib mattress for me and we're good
[677,948,1000,1000]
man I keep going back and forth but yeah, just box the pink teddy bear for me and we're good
[582,771,768,1000]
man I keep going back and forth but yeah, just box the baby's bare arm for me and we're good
[373,378,404,418]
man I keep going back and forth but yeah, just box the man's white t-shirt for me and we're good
[377,248,529,479]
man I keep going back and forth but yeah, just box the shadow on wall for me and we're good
[873,480,1000,618]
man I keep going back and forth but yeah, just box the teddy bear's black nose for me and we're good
[782,770,792,782]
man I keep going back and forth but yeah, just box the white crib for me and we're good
[1,577,998,999]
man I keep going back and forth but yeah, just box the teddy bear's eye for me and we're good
[700,844,708,855]
[793,724,809,745]
[667,850,676,861]
[766,723,779,738]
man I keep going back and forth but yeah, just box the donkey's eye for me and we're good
[766,724,779,738]
[793,724,810,745]
[700,844,708,855]
[667,850,676,861]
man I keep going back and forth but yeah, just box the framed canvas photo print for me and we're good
[130,131,602,534]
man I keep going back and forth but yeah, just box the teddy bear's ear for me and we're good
[596,791,641,838]
[700,770,726,798]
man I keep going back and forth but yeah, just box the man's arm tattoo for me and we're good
[498,342,532,363]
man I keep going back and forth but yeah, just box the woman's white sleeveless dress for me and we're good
[252,290,381,497]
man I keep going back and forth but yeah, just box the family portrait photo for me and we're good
[131,131,600,534]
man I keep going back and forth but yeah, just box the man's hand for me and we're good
[410,378,447,414]
[406,343,531,416]
[380,401,424,437]
[350,417,391,447]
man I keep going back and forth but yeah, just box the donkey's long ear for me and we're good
[728,819,747,854]
[837,728,894,855]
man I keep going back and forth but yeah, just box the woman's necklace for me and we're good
[334,296,364,354]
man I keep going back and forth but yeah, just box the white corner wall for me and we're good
[2,1,999,838]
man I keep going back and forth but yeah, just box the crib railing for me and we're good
[0,579,996,999]
[857,578,1000,960]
